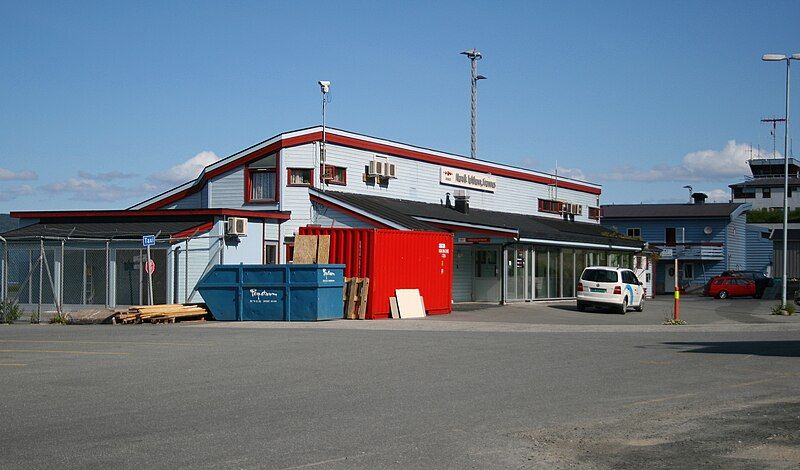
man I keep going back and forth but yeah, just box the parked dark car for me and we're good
[718,270,772,298]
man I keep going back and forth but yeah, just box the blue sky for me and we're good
[1,0,798,212]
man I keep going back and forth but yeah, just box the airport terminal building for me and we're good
[2,127,642,310]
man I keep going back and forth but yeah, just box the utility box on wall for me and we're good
[299,227,454,319]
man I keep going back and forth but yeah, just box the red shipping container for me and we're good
[298,227,453,319]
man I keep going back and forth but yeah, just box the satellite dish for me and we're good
[704,226,712,235]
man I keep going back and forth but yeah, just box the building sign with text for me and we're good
[439,167,497,192]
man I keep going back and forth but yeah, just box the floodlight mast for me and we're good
[461,49,485,159]
[761,53,800,310]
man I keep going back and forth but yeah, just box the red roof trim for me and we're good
[170,222,214,240]
[11,209,291,220]
[141,129,600,209]
[309,194,392,229]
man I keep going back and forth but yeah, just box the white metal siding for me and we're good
[297,142,599,223]
[311,202,376,229]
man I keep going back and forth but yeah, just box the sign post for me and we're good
[673,258,680,321]
[142,235,156,305]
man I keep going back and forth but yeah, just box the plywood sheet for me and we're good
[316,235,331,264]
[389,297,399,319]
[293,235,318,264]
[395,289,425,319]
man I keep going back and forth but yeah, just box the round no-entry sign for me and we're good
[145,259,156,274]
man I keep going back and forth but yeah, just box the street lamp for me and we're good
[461,49,486,159]
[318,80,331,189]
[761,53,800,309]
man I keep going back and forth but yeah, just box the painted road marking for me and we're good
[625,393,697,407]
[0,363,27,367]
[0,349,129,356]
[0,339,208,347]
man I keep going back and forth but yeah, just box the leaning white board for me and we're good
[395,289,426,319]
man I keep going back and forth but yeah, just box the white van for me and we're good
[576,266,645,314]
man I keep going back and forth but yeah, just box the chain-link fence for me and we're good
[0,233,224,321]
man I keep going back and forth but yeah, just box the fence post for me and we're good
[105,241,110,308]
[184,238,189,303]
[60,239,65,307]
[37,238,43,323]
[1,235,6,302]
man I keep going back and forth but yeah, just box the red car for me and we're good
[707,276,757,299]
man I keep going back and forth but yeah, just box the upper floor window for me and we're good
[665,227,685,245]
[538,199,564,214]
[287,168,313,187]
[627,228,641,238]
[588,207,600,220]
[245,154,278,203]
[321,165,346,185]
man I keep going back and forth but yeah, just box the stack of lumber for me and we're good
[113,304,208,324]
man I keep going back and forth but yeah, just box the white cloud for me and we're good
[551,166,587,181]
[603,140,768,182]
[704,189,730,202]
[42,175,139,202]
[0,168,37,181]
[77,170,137,181]
[0,185,34,202]
[152,151,219,184]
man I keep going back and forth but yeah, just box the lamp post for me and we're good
[762,53,800,309]
[461,49,486,159]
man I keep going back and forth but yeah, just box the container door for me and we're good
[453,245,473,302]
[473,247,500,302]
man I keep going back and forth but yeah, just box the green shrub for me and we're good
[0,300,23,324]
[771,303,796,316]
[49,313,69,324]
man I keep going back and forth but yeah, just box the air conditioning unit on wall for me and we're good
[368,156,397,179]
[227,217,248,236]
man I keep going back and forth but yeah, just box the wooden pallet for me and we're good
[113,304,208,324]
[342,277,370,319]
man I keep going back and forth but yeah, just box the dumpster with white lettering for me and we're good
[195,264,345,321]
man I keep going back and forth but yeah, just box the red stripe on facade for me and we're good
[309,195,393,229]
[170,222,214,240]
[139,129,600,210]
[11,209,291,220]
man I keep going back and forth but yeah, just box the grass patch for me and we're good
[49,313,70,324]
[771,303,796,316]
[0,300,24,324]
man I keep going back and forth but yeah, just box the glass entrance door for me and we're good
[473,248,500,301]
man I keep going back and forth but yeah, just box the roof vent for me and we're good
[691,192,708,204]
[453,189,470,214]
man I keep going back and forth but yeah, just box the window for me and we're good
[683,263,693,279]
[245,154,278,203]
[285,244,294,263]
[321,164,346,185]
[263,242,278,264]
[622,271,638,284]
[665,227,684,245]
[580,268,619,283]
[538,199,564,214]
[762,188,771,198]
[287,168,313,187]
[588,207,600,220]
[626,228,641,238]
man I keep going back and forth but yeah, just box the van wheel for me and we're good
[633,298,644,312]
[576,301,586,312]
[717,290,728,299]
[618,298,628,314]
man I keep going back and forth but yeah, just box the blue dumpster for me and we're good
[195,264,345,321]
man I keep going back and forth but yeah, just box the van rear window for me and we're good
[581,269,618,283]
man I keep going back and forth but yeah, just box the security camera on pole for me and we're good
[318,80,331,189]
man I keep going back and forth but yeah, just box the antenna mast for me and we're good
[762,117,786,158]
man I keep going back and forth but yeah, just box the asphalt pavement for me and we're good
[1,297,798,469]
